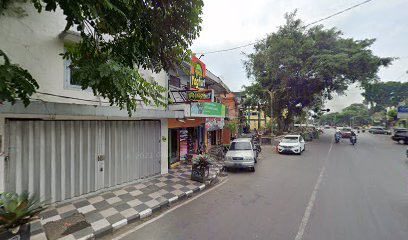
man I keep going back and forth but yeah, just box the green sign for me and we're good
[191,102,226,118]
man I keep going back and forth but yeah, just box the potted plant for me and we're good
[0,191,46,240]
[191,155,213,183]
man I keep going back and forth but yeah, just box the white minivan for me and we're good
[224,138,257,172]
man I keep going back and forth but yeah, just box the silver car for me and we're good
[224,138,256,172]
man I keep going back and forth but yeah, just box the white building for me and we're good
[0,4,183,203]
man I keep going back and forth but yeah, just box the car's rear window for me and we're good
[282,137,299,143]
[230,142,252,150]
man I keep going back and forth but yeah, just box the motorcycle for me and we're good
[350,135,357,145]
[254,141,262,153]
[335,133,341,143]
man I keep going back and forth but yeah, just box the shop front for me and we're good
[168,118,205,167]
[205,118,225,149]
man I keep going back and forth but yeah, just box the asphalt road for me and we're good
[112,131,408,240]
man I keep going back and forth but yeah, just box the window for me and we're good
[63,51,84,90]
[169,75,181,88]
[281,137,299,143]
[251,112,258,116]
[229,142,252,150]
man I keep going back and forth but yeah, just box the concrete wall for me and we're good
[0,3,166,109]
[160,119,169,174]
[0,117,4,192]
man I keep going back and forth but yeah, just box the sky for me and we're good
[190,0,408,112]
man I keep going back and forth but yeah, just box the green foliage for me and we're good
[192,155,213,168]
[362,81,408,109]
[387,108,398,121]
[372,111,386,123]
[225,120,238,133]
[0,0,29,17]
[0,50,39,106]
[1,0,204,114]
[0,192,45,232]
[244,11,392,130]
[320,103,371,126]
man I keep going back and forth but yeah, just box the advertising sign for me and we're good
[187,89,213,102]
[191,102,226,118]
[397,106,408,119]
[191,56,206,89]
[205,118,225,131]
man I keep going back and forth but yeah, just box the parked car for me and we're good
[224,138,257,172]
[324,125,331,129]
[340,127,352,138]
[391,131,408,144]
[369,126,391,135]
[391,127,407,136]
[277,135,305,155]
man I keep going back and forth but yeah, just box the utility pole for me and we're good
[264,90,274,137]
[257,103,261,130]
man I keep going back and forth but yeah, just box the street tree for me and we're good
[362,81,408,109]
[320,103,370,126]
[244,11,392,132]
[0,0,204,114]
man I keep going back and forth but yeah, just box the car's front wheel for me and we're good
[398,139,406,144]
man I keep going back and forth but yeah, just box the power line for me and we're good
[197,42,257,55]
[197,0,374,55]
[304,0,373,27]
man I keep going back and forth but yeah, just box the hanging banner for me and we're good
[205,118,225,131]
[191,56,206,89]
[187,89,213,102]
[191,102,226,118]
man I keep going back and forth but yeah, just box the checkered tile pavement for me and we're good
[168,162,223,181]
[30,163,221,240]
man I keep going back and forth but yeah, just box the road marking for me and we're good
[113,178,230,240]
[294,139,334,240]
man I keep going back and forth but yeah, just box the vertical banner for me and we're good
[191,55,206,89]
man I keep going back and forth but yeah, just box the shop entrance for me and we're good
[169,129,179,166]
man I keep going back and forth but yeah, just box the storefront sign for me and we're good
[191,102,226,118]
[187,89,213,102]
[191,56,206,89]
[398,106,408,113]
[397,106,408,119]
[205,118,225,131]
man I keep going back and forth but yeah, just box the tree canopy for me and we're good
[244,12,392,131]
[320,103,370,126]
[362,81,408,109]
[0,0,204,114]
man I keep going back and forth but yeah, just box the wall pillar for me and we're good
[0,117,5,192]
[160,119,169,174]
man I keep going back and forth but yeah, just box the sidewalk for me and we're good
[30,163,222,240]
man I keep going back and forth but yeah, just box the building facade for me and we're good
[167,63,230,166]
[0,4,183,203]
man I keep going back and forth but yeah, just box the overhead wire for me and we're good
[196,0,374,55]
